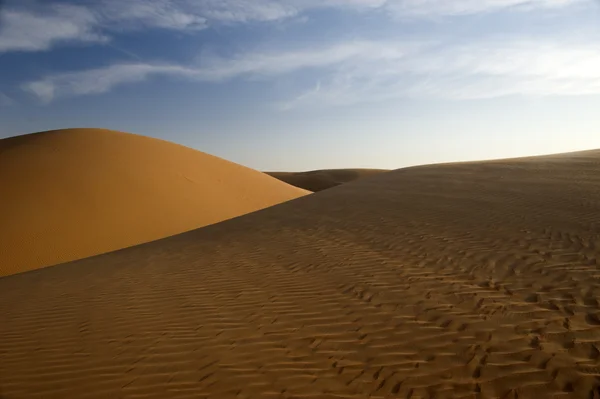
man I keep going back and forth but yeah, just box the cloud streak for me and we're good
[0,0,586,53]
[22,36,600,105]
[21,40,421,102]
[385,0,584,17]
[282,38,600,107]
[0,0,208,54]
[0,5,107,53]
[22,64,196,103]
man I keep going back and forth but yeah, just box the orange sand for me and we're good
[2,149,600,398]
[0,128,308,276]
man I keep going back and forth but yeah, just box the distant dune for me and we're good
[267,168,388,192]
[3,149,600,397]
[0,128,308,276]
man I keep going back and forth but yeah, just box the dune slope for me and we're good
[267,168,388,192]
[3,150,600,397]
[0,128,308,276]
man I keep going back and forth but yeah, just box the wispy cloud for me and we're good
[93,0,207,30]
[384,0,584,17]
[0,0,302,54]
[0,5,107,53]
[282,38,600,107]
[0,0,586,53]
[22,63,198,103]
[0,1,208,53]
[21,40,423,102]
[196,40,424,80]
[22,36,600,104]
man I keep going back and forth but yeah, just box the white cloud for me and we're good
[22,36,600,105]
[0,0,305,54]
[0,1,208,54]
[282,38,600,107]
[190,0,297,23]
[196,40,423,80]
[21,40,424,102]
[384,0,584,17]
[0,5,107,53]
[93,0,207,30]
[0,0,587,53]
[22,63,198,102]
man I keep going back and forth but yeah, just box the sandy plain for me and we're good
[1,134,600,398]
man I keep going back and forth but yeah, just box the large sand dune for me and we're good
[267,168,388,192]
[0,128,308,276]
[3,150,600,397]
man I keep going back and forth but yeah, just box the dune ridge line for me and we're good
[0,128,308,276]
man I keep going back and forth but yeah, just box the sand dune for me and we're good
[3,149,600,397]
[267,168,388,192]
[0,128,308,276]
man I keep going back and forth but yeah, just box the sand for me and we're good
[2,149,600,398]
[267,169,388,192]
[0,128,308,276]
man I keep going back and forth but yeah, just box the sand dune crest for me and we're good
[0,128,308,276]
[267,168,388,192]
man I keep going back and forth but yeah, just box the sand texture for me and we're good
[267,169,388,192]
[0,128,308,276]
[3,150,600,398]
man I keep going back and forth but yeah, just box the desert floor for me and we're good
[2,146,600,398]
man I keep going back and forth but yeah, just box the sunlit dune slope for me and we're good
[267,168,388,192]
[3,149,600,397]
[0,128,308,276]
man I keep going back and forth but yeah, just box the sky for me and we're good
[1,0,600,171]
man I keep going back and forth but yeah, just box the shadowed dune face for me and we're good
[4,150,600,397]
[0,128,308,276]
[267,168,388,192]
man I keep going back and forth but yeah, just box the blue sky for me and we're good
[1,0,600,171]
